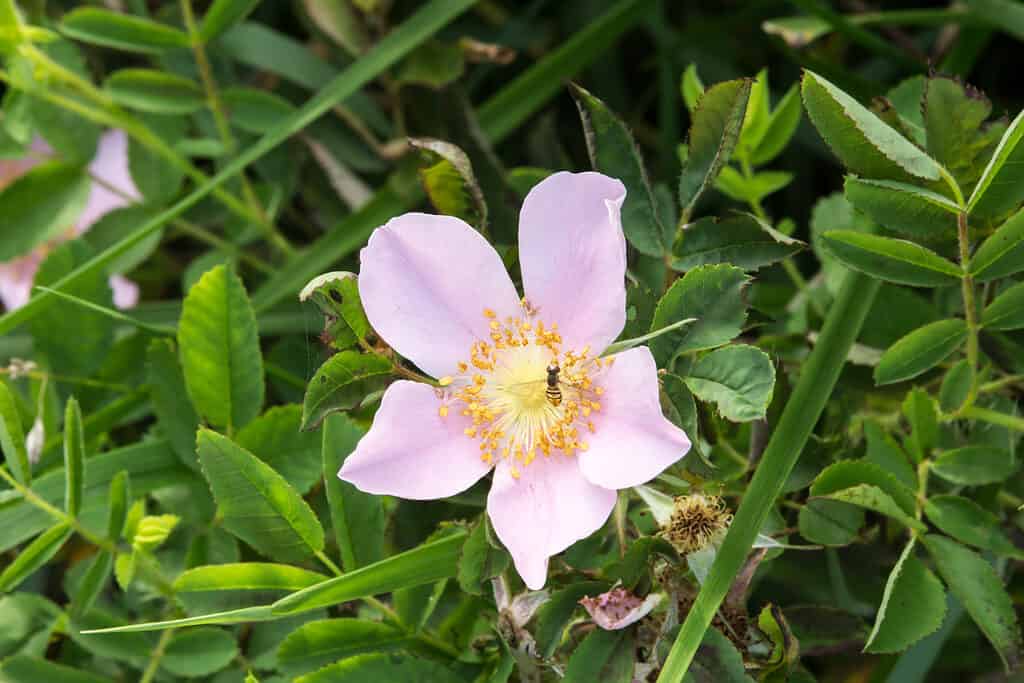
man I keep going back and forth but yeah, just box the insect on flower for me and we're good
[338,171,691,589]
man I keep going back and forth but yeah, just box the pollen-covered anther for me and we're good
[437,306,608,477]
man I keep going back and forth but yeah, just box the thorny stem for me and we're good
[957,211,981,408]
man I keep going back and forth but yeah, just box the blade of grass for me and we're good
[656,270,881,682]
[251,0,657,312]
[0,0,477,338]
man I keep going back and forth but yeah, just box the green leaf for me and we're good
[175,563,327,593]
[132,514,179,551]
[104,69,204,114]
[63,397,84,517]
[874,319,967,385]
[863,421,916,489]
[684,344,775,422]
[865,539,946,653]
[295,652,466,683]
[924,495,1024,559]
[931,446,1016,485]
[969,208,1024,281]
[801,70,944,183]
[649,264,748,365]
[236,405,322,495]
[751,83,802,165]
[821,485,924,531]
[277,619,411,679]
[302,0,368,55]
[921,534,1021,671]
[902,388,938,461]
[393,39,465,89]
[982,281,1024,330]
[564,628,633,683]
[678,78,752,218]
[939,359,973,413]
[681,64,704,112]
[106,471,130,541]
[301,351,392,430]
[298,271,371,344]
[199,0,260,41]
[0,656,112,683]
[162,628,238,677]
[0,381,30,487]
[70,552,113,620]
[457,516,511,595]
[714,167,793,205]
[923,75,1002,194]
[821,231,962,287]
[572,83,665,256]
[968,109,1024,219]
[59,8,190,53]
[221,87,296,135]
[0,523,73,592]
[322,413,385,572]
[844,177,959,239]
[146,339,200,469]
[534,581,610,658]
[196,429,324,562]
[672,213,803,272]
[0,162,90,261]
[811,459,917,515]
[410,137,488,232]
[178,264,264,432]
[686,626,753,682]
[271,530,467,615]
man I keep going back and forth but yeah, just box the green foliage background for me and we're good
[2,1,1024,681]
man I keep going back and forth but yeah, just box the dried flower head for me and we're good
[661,493,732,555]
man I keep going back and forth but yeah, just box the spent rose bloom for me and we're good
[0,130,141,312]
[339,171,691,589]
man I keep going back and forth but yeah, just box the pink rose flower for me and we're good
[0,131,141,312]
[339,172,691,589]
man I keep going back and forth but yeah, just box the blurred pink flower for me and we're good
[0,131,141,312]
[338,172,691,589]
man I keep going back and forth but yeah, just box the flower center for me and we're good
[437,303,612,479]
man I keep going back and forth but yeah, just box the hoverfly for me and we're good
[545,362,562,407]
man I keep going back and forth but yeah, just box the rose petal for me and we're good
[359,214,521,378]
[580,587,662,631]
[518,172,627,353]
[577,346,690,489]
[77,130,139,233]
[338,380,492,500]
[487,456,616,589]
[109,274,139,309]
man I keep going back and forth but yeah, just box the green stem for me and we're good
[178,0,292,257]
[980,374,1024,394]
[0,465,117,553]
[957,211,980,407]
[656,270,881,681]
[961,405,1024,432]
[139,628,174,683]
